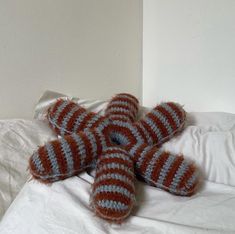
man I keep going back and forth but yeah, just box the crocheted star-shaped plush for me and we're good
[29,94,200,222]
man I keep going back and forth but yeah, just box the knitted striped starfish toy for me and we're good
[29,94,200,222]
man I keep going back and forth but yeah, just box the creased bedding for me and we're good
[1,173,235,234]
[0,120,56,219]
[0,114,235,233]
[0,90,235,233]
[164,112,235,186]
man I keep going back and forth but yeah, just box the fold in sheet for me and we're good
[1,173,235,234]
[0,119,56,219]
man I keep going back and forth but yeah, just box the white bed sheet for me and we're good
[0,120,56,219]
[1,173,235,234]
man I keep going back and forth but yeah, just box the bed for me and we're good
[0,90,235,234]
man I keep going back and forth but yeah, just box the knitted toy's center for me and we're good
[29,94,201,223]
[109,131,130,146]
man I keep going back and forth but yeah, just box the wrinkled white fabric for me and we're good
[163,123,235,187]
[1,174,235,234]
[34,90,108,121]
[0,90,235,233]
[187,111,235,131]
[0,120,56,219]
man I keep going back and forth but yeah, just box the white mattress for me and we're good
[0,99,235,233]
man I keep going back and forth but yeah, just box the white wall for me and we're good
[0,0,142,119]
[143,0,235,113]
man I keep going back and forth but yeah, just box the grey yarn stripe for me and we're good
[108,114,130,121]
[144,149,163,182]
[118,94,137,104]
[97,163,133,175]
[32,152,44,173]
[113,120,144,144]
[136,121,153,145]
[94,118,111,148]
[95,129,107,149]
[95,173,134,189]
[97,200,129,211]
[98,118,110,129]
[156,154,176,186]
[170,161,189,191]
[161,103,181,128]
[86,114,102,129]
[72,111,87,133]
[95,118,110,148]
[152,108,173,135]
[104,146,128,154]
[185,171,199,189]
[52,101,69,124]
[85,130,97,158]
[96,118,110,133]
[144,116,163,142]
[60,105,79,135]
[72,134,87,168]
[175,171,198,195]
[108,106,133,114]
[128,143,143,160]
[107,107,135,119]
[108,100,137,112]
[45,143,60,175]
[94,185,134,200]
[60,138,74,173]
[101,152,132,163]
[129,142,143,158]
[136,145,152,169]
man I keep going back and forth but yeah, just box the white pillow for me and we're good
[34,90,148,121]
[34,90,235,187]
[187,111,235,131]
[34,90,108,121]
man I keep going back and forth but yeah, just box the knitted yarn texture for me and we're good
[29,94,200,222]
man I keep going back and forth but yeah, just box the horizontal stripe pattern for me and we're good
[92,147,135,222]
[47,100,107,136]
[29,129,104,183]
[134,102,186,146]
[97,200,129,211]
[105,93,139,122]
[133,145,200,196]
[30,93,201,222]
[47,100,186,149]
